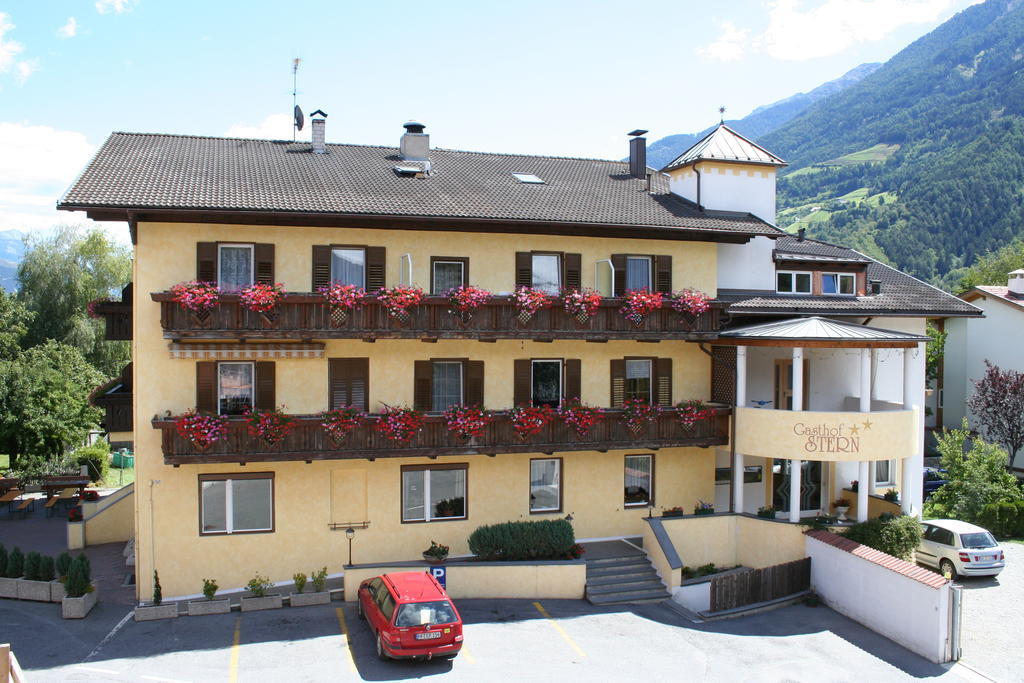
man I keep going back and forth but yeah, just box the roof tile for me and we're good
[805,529,948,589]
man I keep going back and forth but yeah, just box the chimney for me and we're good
[628,129,648,180]
[400,121,429,161]
[797,228,806,242]
[311,109,328,154]
[1008,269,1024,296]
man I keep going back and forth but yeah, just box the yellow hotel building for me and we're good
[63,121,980,601]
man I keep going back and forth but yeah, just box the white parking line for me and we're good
[83,609,133,662]
[141,675,192,683]
[76,665,121,675]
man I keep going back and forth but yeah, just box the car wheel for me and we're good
[356,598,364,620]
[940,558,958,580]
[376,633,389,661]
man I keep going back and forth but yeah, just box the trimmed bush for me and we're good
[71,442,110,483]
[0,545,7,576]
[56,552,73,580]
[843,514,922,561]
[153,570,162,605]
[468,519,576,561]
[977,500,1024,538]
[24,552,41,581]
[38,555,55,582]
[64,556,91,598]
[5,547,24,578]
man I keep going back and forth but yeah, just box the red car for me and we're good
[356,571,463,661]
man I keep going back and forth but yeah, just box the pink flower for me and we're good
[556,399,602,437]
[445,285,492,314]
[562,288,602,318]
[174,411,229,449]
[622,398,660,431]
[442,404,492,439]
[671,289,711,316]
[676,400,716,427]
[509,404,553,439]
[318,283,366,310]
[243,406,296,444]
[239,282,284,313]
[320,406,363,441]
[170,281,220,314]
[374,405,424,443]
[376,286,425,318]
[513,286,552,317]
[620,288,663,320]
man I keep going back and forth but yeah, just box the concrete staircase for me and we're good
[585,552,669,605]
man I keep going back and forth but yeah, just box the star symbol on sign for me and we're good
[862,419,874,431]
[849,424,860,435]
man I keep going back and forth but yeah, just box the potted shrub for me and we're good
[189,577,231,616]
[241,573,282,612]
[422,541,450,565]
[757,505,777,519]
[52,552,71,601]
[239,282,284,314]
[291,568,331,607]
[62,555,97,619]
[661,506,685,518]
[17,551,52,602]
[135,570,178,621]
[0,546,23,599]
[833,498,851,521]
[693,501,715,516]
[884,488,900,503]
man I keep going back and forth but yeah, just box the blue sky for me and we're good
[0,0,982,238]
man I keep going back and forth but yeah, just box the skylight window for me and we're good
[512,172,545,184]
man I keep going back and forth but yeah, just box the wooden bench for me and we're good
[14,497,33,518]
[43,496,61,516]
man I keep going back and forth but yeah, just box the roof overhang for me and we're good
[716,316,929,348]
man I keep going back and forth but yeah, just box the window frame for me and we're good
[624,358,653,403]
[529,457,563,514]
[429,256,469,294]
[198,472,275,536]
[217,243,254,292]
[874,459,894,486]
[625,255,653,291]
[431,360,465,412]
[623,453,655,508]
[821,272,856,296]
[776,270,812,295]
[217,361,255,416]
[400,463,469,524]
[531,252,562,295]
[531,359,563,408]
[330,246,367,288]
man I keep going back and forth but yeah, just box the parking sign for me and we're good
[429,565,446,589]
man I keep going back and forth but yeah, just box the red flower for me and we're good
[174,411,230,449]
[513,286,552,317]
[445,285,492,314]
[318,283,366,310]
[68,508,83,522]
[671,289,711,316]
[562,288,602,318]
[509,404,553,439]
[557,399,602,438]
[443,404,492,439]
[244,406,296,444]
[170,281,220,314]
[376,286,425,318]
[239,282,284,313]
[375,405,424,443]
[622,398,660,431]
[320,406,363,442]
[676,400,716,427]
[620,288,663,320]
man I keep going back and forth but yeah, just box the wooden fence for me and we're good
[709,558,811,613]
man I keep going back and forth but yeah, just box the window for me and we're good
[401,464,467,522]
[624,454,653,507]
[531,360,562,407]
[414,359,483,412]
[776,271,812,294]
[331,248,365,287]
[625,256,652,291]
[432,362,463,411]
[395,600,458,627]
[874,459,893,486]
[378,591,396,622]
[715,465,763,484]
[625,359,652,402]
[530,458,562,513]
[218,362,254,415]
[532,253,561,295]
[328,358,369,411]
[512,172,544,184]
[431,258,467,294]
[822,272,855,295]
[199,474,274,535]
[218,244,253,292]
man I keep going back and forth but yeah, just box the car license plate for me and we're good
[415,631,442,640]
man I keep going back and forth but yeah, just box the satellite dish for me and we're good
[294,105,304,132]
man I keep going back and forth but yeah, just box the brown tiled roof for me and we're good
[57,132,781,237]
[966,286,1024,311]
[804,529,948,589]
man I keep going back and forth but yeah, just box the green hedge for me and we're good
[977,501,1024,538]
[842,514,922,561]
[468,520,576,561]
[71,443,110,483]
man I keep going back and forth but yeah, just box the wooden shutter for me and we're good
[611,254,627,296]
[197,242,217,283]
[328,358,369,411]
[196,362,217,414]
[655,255,672,294]
[563,253,582,291]
[465,360,485,407]
[312,245,332,290]
[366,247,386,292]
[513,359,531,406]
[654,357,673,407]
[255,362,276,410]
[610,359,626,408]
[413,360,433,412]
[254,244,275,285]
[515,252,532,288]
[564,359,581,402]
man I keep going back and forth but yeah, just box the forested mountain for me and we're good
[764,0,1024,288]
[0,229,25,291]
[645,63,880,170]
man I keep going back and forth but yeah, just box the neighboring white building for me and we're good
[942,269,1024,469]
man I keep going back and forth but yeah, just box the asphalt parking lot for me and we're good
[5,594,986,682]
[956,540,1024,681]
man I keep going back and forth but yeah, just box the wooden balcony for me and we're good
[150,293,724,341]
[152,407,731,465]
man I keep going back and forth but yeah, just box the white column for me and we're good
[901,347,915,514]
[857,461,870,523]
[790,347,804,523]
[857,348,871,522]
[733,346,747,514]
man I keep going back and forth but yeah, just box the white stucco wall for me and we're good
[715,448,766,513]
[716,237,776,292]
[942,317,968,428]
[668,165,776,224]
[806,535,951,663]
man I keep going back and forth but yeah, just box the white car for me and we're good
[917,519,1005,579]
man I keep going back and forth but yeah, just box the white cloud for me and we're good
[0,12,24,72]
[15,59,35,83]
[57,17,78,38]
[95,0,138,15]
[226,113,306,141]
[698,21,750,62]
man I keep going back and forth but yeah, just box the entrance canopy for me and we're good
[716,316,928,348]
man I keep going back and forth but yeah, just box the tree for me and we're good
[16,225,131,376]
[0,290,33,360]
[955,238,1024,291]
[925,322,946,384]
[0,340,103,468]
[967,361,1024,468]
[924,422,1022,523]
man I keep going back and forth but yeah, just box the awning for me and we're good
[716,316,929,348]
[168,343,325,359]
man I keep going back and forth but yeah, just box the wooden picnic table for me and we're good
[0,488,23,504]
[0,478,19,495]
[41,477,89,499]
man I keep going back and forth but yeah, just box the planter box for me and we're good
[188,598,231,616]
[290,591,330,607]
[134,603,179,621]
[50,581,66,602]
[241,594,282,612]
[0,576,20,599]
[62,589,98,619]
[17,578,52,602]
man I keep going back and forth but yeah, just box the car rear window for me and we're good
[960,532,997,549]
[394,600,457,627]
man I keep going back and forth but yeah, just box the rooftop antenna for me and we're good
[719,106,726,124]
[292,57,303,141]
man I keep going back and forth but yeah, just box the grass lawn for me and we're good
[100,464,136,489]
[823,143,901,166]
[0,454,8,470]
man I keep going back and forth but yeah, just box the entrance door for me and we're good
[772,459,822,512]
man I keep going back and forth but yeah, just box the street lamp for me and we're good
[345,527,355,567]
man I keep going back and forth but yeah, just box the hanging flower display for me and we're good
[243,406,297,445]
[671,289,712,316]
[621,398,660,433]
[86,300,105,319]
[442,404,492,440]
[320,406,364,443]
[445,285,492,319]
[562,288,602,323]
[676,400,716,428]
[557,398,602,438]
[374,405,424,443]
[318,283,366,310]
[376,285,424,321]
[620,288,664,325]
[512,286,552,322]
[239,282,284,313]
[170,281,220,314]
[509,404,553,440]
[174,411,230,450]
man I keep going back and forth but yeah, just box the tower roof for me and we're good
[661,124,787,171]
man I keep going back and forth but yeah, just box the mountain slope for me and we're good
[645,63,881,169]
[0,229,25,291]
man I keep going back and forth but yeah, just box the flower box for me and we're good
[134,603,179,621]
[62,589,98,619]
[290,591,331,607]
[188,598,232,616]
[17,578,52,602]
[50,580,66,602]
[0,576,19,599]
[241,594,283,612]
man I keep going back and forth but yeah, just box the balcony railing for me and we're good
[92,300,132,341]
[151,293,724,341]
[152,407,731,465]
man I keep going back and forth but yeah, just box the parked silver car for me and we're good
[917,519,1005,579]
